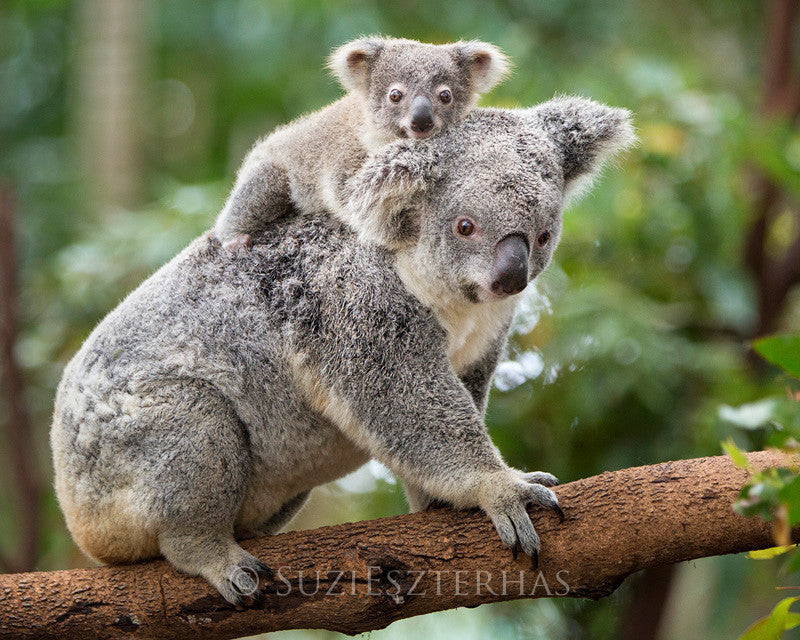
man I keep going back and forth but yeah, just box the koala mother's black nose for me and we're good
[491,235,529,296]
[410,96,434,132]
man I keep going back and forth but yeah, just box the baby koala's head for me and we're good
[328,36,510,144]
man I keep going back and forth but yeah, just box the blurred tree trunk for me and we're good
[0,187,42,573]
[745,0,800,337]
[620,564,676,640]
[74,0,151,214]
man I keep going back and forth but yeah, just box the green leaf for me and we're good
[748,545,796,560]
[786,613,800,631]
[753,335,800,378]
[724,439,751,469]
[739,596,800,640]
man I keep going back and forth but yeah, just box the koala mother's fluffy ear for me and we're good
[328,37,384,93]
[529,96,636,205]
[453,41,511,94]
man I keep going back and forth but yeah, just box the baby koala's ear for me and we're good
[454,41,511,94]
[527,96,636,204]
[343,141,441,249]
[328,37,385,93]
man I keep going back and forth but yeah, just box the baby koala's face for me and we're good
[329,37,510,143]
[367,42,477,141]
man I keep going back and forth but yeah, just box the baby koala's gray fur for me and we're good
[51,97,634,605]
[213,36,510,249]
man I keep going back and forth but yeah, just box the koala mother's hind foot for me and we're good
[160,531,272,605]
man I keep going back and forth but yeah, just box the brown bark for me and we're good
[0,187,42,573]
[0,451,795,639]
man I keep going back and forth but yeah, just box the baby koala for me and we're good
[213,36,510,249]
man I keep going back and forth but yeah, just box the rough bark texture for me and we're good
[0,451,795,639]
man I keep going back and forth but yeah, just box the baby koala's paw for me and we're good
[476,468,563,569]
[222,233,253,252]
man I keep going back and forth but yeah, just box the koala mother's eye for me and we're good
[439,89,452,104]
[388,88,404,103]
[456,218,476,237]
[536,230,551,247]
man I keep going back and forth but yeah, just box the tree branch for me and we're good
[0,451,794,639]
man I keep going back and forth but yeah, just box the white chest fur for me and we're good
[394,252,516,374]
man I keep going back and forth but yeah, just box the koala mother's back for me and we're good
[50,216,403,565]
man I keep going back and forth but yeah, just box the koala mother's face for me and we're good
[346,98,634,306]
[420,149,565,303]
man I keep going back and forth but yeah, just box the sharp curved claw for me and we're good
[530,549,539,571]
[508,515,522,561]
[553,504,565,523]
[255,560,273,580]
[250,588,265,604]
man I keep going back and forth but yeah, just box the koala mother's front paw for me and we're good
[476,469,563,569]
[515,469,561,489]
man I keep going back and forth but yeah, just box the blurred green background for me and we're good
[2,1,800,638]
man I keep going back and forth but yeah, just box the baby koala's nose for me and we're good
[410,96,434,133]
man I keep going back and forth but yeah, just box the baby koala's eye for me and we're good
[536,230,551,247]
[456,218,476,237]
[388,88,404,103]
[439,89,452,104]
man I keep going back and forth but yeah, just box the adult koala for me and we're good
[51,97,634,604]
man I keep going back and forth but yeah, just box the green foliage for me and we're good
[739,596,800,640]
[725,336,800,640]
[754,335,800,379]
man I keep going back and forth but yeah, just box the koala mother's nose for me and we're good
[491,235,529,296]
[410,96,434,132]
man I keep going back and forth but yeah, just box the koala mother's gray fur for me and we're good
[51,98,634,605]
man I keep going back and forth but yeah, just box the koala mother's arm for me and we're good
[319,327,506,509]
[458,328,510,416]
[301,277,561,558]
[404,329,507,512]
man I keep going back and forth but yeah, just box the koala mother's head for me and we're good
[346,96,635,305]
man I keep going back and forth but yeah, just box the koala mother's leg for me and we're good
[139,380,269,605]
[234,491,310,540]
[403,481,434,512]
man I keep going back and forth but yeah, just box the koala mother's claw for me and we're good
[254,560,274,581]
[552,503,565,523]
[519,470,559,487]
